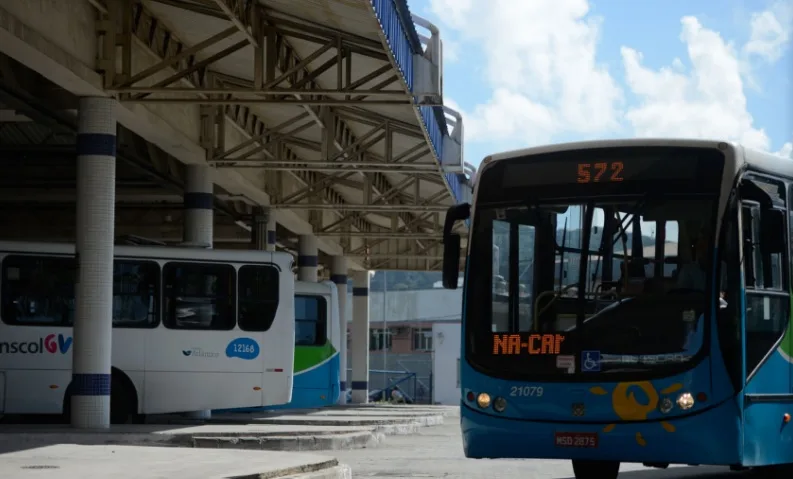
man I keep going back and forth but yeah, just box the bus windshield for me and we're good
[467,193,719,380]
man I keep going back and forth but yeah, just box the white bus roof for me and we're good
[0,240,294,271]
[295,280,337,295]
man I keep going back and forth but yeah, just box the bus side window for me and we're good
[238,265,280,332]
[112,260,159,328]
[295,295,327,346]
[1,255,75,326]
[162,262,236,331]
[742,184,790,377]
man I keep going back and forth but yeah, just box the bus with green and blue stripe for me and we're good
[442,139,793,478]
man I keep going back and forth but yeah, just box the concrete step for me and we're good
[189,430,384,451]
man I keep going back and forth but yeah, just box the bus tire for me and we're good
[572,460,620,479]
[110,373,138,425]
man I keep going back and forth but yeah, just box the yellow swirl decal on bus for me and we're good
[590,381,682,446]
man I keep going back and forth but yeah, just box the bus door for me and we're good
[738,176,792,465]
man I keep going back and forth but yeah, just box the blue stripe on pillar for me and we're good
[267,230,276,244]
[352,287,368,296]
[71,373,111,396]
[339,381,347,391]
[330,274,347,285]
[76,133,116,157]
[183,192,213,209]
[298,255,318,267]
[351,381,368,390]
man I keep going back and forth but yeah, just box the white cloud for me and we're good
[622,16,771,150]
[429,0,622,145]
[776,140,793,158]
[743,1,791,63]
[433,0,790,156]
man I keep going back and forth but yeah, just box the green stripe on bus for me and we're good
[294,341,337,373]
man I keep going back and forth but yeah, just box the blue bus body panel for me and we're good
[742,347,793,466]
[460,359,743,465]
[264,354,341,411]
[461,397,742,465]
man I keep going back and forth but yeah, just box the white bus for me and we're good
[0,241,295,423]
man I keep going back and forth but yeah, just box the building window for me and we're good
[369,328,393,351]
[412,328,433,351]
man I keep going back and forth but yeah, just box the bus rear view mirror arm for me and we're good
[442,203,470,290]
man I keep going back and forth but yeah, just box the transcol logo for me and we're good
[0,334,72,355]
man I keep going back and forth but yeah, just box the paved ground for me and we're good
[332,420,753,479]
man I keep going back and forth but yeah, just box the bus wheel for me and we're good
[110,377,136,424]
[572,460,620,479]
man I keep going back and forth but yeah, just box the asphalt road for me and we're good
[332,418,754,479]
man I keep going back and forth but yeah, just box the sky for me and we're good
[409,0,793,168]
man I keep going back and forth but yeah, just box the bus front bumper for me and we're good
[460,398,742,466]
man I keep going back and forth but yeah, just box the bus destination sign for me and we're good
[492,333,566,356]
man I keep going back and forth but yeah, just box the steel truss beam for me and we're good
[106,0,433,106]
[91,0,453,263]
[95,0,376,235]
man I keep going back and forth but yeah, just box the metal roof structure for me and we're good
[0,0,474,272]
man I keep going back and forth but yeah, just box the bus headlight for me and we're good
[476,393,491,408]
[677,392,695,410]
[493,397,507,413]
[659,398,673,414]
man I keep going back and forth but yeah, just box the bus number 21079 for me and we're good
[509,386,544,397]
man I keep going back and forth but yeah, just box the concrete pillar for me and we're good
[351,270,370,404]
[330,257,348,404]
[72,97,116,429]
[184,165,212,420]
[252,207,276,252]
[183,165,213,247]
[297,235,318,282]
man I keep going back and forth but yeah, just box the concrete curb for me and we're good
[249,414,444,428]
[189,431,384,451]
[282,464,352,479]
[232,458,343,479]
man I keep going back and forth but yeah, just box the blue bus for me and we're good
[441,139,793,478]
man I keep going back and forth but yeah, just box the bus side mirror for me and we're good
[442,234,461,289]
[442,203,471,290]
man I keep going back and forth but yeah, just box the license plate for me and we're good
[554,431,598,448]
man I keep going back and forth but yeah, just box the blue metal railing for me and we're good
[369,0,466,204]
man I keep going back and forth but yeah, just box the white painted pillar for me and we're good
[252,207,276,252]
[72,97,116,429]
[331,257,348,404]
[351,270,370,404]
[183,165,213,247]
[297,235,318,282]
[184,164,213,420]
